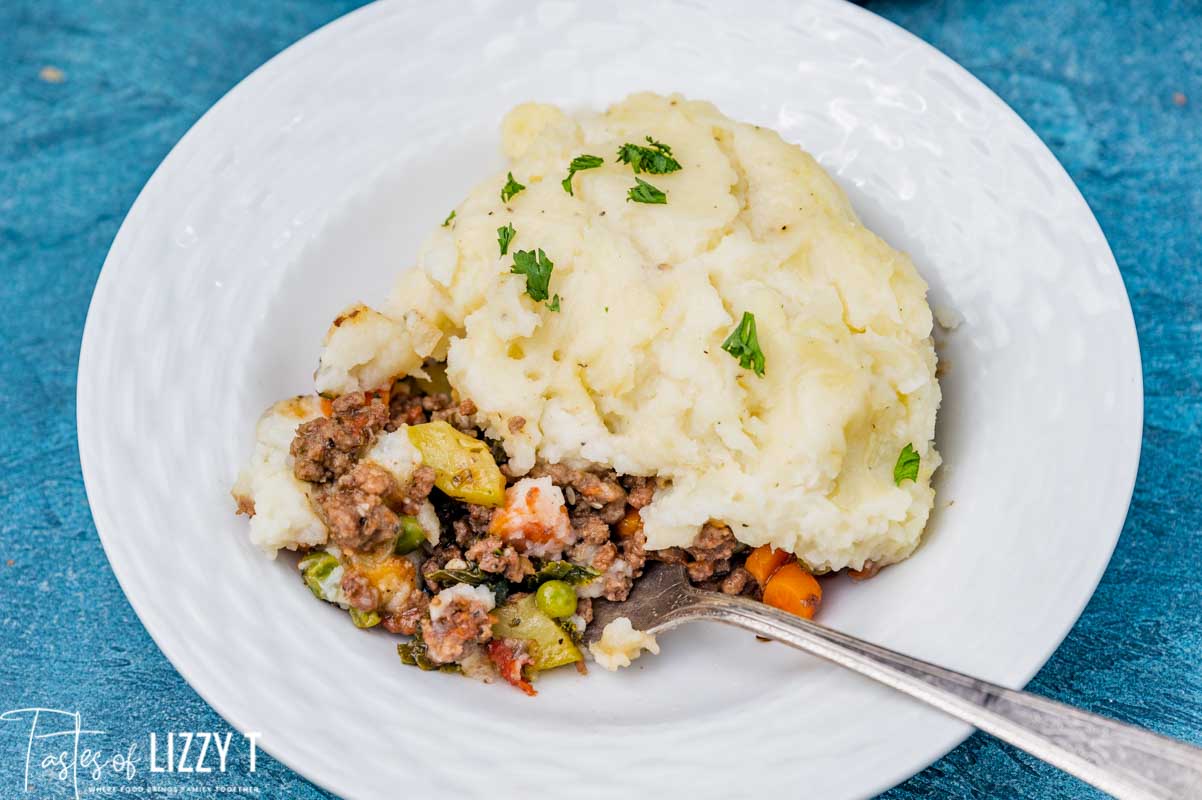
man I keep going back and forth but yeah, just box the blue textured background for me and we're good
[1,1,1198,798]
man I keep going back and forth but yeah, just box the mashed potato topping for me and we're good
[315,93,940,572]
[589,617,660,671]
[489,476,573,559]
[231,396,328,557]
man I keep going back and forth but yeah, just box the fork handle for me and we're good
[687,594,1202,800]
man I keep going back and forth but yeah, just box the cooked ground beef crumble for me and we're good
[274,376,777,694]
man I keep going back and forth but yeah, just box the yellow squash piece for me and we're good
[406,420,506,506]
[492,594,582,671]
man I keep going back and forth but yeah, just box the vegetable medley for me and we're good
[239,373,847,695]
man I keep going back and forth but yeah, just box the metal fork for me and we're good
[586,563,1202,799]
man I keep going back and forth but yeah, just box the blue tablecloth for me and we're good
[1,2,1198,797]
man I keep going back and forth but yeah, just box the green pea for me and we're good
[393,516,427,555]
[535,580,577,619]
[299,552,339,600]
[349,608,380,628]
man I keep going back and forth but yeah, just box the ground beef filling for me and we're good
[315,462,406,551]
[287,378,764,682]
[292,392,389,483]
[465,535,532,583]
[381,593,428,636]
[530,463,628,524]
[422,596,494,664]
[387,386,478,433]
[340,569,379,611]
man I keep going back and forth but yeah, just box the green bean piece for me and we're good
[349,608,380,629]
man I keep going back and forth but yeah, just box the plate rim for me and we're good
[76,1,1144,797]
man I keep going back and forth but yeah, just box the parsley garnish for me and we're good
[616,136,682,174]
[562,154,604,195]
[720,312,765,376]
[511,248,559,311]
[500,172,526,203]
[497,223,515,255]
[442,210,455,227]
[627,177,667,204]
[893,444,920,485]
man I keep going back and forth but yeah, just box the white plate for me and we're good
[78,1,1142,798]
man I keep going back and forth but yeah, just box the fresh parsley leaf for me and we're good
[893,444,921,485]
[720,311,765,376]
[561,154,604,195]
[500,172,526,203]
[497,223,516,256]
[511,248,559,310]
[627,177,667,204]
[616,136,682,174]
[645,136,672,154]
[442,210,455,227]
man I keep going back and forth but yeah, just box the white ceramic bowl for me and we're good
[78,1,1142,798]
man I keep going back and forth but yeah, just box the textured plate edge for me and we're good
[74,3,397,800]
[830,1,1144,795]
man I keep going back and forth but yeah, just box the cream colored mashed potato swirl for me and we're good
[316,93,941,572]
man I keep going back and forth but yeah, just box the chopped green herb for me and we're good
[893,444,921,485]
[561,154,604,195]
[424,565,510,603]
[424,566,487,586]
[522,561,600,589]
[721,311,765,376]
[497,223,516,256]
[627,177,667,204]
[500,172,526,203]
[616,136,682,174]
[511,248,559,310]
[441,209,456,227]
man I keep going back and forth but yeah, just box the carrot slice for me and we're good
[762,562,822,620]
[320,397,334,417]
[616,507,643,539]
[745,545,791,587]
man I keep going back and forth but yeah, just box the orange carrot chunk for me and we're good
[320,397,334,417]
[745,545,791,587]
[762,562,822,620]
[616,507,643,539]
